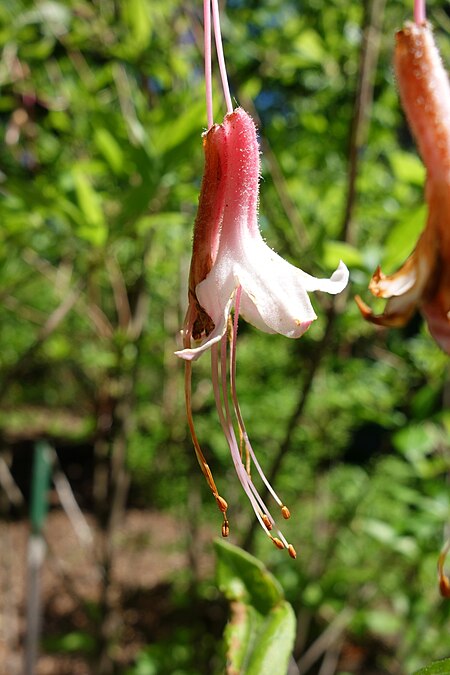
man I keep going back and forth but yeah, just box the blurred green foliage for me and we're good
[0,0,449,673]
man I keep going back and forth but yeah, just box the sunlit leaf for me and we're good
[72,168,107,246]
[414,659,450,675]
[381,204,426,271]
[94,128,125,175]
[215,540,295,675]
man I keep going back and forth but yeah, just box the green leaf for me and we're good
[294,28,326,65]
[244,603,296,675]
[215,540,296,675]
[72,168,107,246]
[151,99,206,156]
[389,150,425,186]
[413,659,450,675]
[323,240,363,269]
[94,128,124,175]
[215,539,284,614]
[122,0,152,50]
[43,630,96,654]
[135,212,187,236]
[381,204,426,271]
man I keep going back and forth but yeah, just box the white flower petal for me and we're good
[175,292,234,361]
[297,260,349,294]
[235,238,317,337]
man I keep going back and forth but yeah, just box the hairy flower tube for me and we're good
[356,20,450,354]
[176,0,349,554]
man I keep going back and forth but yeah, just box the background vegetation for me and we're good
[0,0,449,673]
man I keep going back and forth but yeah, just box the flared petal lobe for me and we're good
[357,23,450,352]
[177,108,349,361]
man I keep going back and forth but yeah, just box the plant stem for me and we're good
[204,0,213,128]
[340,0,386,244]
[211,0,233,114]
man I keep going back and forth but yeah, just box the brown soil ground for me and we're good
[0,508,219,675]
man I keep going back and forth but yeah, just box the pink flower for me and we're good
[177,106,348,554]
[177,108,348,361]
[356,21,450,353]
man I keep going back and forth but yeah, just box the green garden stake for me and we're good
[30,441,52,535]
[24,442,53,675]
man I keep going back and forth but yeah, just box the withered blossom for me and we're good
[356,21,450,353]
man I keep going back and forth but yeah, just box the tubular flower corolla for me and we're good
[356,21,450,354]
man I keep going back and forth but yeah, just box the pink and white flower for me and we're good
[177,0,348,554]
[178,108,348,362]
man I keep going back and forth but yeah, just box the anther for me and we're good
[281,505,290,520]
[262,514,272,531]
[288,544,297,560]
[215,495,228,513]
[271,537,285,550]
[221,519,230,538]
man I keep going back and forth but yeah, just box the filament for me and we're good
[211,343,271,536]
[211,0,233,114]
[212,337,291,551]
[203,0,213,129]
[413,0,426,25]
[230,286,286,510]
[184,360,228,523]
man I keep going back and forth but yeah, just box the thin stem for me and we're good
[414,0,426,25]
[185,360,228,520]
[340,0,386,243]
[211,343,271,537]
[203,0,213,129]
[211,0,233,114]
[215,336,291,551]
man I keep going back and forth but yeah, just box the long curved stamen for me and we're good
[211,343,271,537]
[184,360,229,531]
[203,0,213,129]
[414,0,426,25]
[211,0,233,114]
[212,337,295,556]
[230,286,291,520]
